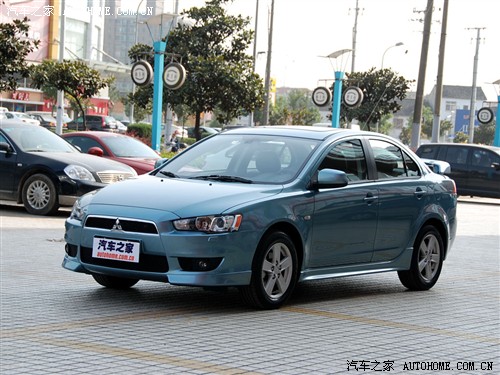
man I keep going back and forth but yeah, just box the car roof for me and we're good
[62,131,125,138]
[418,143,500,153]
[222,125,376,141]
[0,120,32,129]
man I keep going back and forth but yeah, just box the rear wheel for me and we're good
[240,231,298,309]
[22,174,59,215]
[92,274,139,289]
[398,225,444,290]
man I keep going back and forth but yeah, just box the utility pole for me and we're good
[262,0,274,125]
[351,0,360,73]
[410,0,433,150]
[431,0,449,143]
[55,0,66,135]
[466,27,485,144]
[249,0,259,126]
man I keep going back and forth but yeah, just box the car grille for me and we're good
[97,171,135,184]
[80,246,168,273]
[84,216,158,234]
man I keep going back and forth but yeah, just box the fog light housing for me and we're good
[178,257,223,271]
[65,243,78,257]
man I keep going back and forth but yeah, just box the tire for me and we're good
[92,274,139,289]
[22,174,59,215]
[398,225,444,290]
[240,231,298,309]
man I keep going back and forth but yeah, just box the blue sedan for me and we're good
[63,126,457,309]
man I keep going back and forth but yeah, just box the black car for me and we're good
[67,115,117,132]
[0,121,137,215]
[416,143,500,198]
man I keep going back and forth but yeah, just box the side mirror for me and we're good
[0,141,13,153]
[154,158,169,169]
[309,168,349,190]
[88,146,104,157]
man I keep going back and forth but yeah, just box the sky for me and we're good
[153,0,499,102]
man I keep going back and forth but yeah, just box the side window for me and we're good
[369,139,419,179]
[402,150,421,176]
[66,137,106,155]
[471,149,494,168]
[445,147,468,165]
[319,139,368,182]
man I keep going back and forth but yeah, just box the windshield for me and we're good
[2,124,78,153]
[104,136,159,158]
[157,133,320,184]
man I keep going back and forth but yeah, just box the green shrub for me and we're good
[127,123,152,138]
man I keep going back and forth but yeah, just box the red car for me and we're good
[62,132,160,175]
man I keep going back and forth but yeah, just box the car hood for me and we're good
[36,152,135,172]
[111,157,158,174]
[88,175,283,217]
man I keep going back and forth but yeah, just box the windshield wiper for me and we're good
[191,175,253,184]
[157,170,179,178]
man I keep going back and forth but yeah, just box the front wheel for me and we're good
[92,274,139,289]
[22,173,59,215]
[398,225,444,290]
[240,231,298,309]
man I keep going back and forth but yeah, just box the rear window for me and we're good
[416,145,439,159]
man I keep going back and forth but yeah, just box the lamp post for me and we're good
[325,49,352,128]
[494,79,500,147]
[381,42,404,69]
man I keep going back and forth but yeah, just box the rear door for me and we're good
[368,138,429,262]
[467,148,500,197]
[440,146,470,194]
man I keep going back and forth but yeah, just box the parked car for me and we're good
[26,112,57,129]
[0,121,137,215]
[187,126,219,138]
[62,126,457,309]
[67,115,117,132]
[26,111,71,128]
[115,120,128,134]
[416,143,500,199]
[3,112,40,126]
[62,131,161,175]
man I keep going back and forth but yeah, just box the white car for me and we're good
[4,112,40,126]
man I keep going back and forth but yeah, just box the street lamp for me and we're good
[324,49,352,128]
[493,79,500,147]
[381,42,404,69]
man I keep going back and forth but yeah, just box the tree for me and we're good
[129,0,264,140]
[453,132,468,143]
[31,60,113,126]
[266,89,321,125]
[474,121,496,145]
[0,17,40,91]
[340,68,413,131]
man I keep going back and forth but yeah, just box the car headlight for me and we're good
[69,198,87,221]
[69,191,96,221]
[64,165,96,181]
[173,214,242,233]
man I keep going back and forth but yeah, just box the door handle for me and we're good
[414,187,425,199]
[364,192,378,204]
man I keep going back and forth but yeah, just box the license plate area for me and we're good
[92,237,140,263]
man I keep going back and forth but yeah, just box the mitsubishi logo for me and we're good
[111,218,123,231]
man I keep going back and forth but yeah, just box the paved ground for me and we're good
[0,198,498,374]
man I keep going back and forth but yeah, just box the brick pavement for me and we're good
[1,199,498,374]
